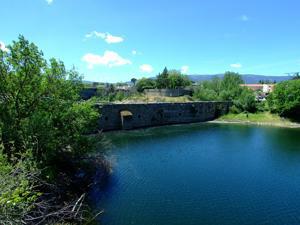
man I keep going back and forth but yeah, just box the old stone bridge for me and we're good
[96,101,231,131]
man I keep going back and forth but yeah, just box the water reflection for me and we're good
[91,123,300,225]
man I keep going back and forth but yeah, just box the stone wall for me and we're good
[144,88,192,97]
[97,101,231,131]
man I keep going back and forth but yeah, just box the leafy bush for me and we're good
[193,78,222,101]
[136,78,156,92]
[233,88,257,113]
[156,67,169,89]
[193,72,257,113]
[135,67,192,93]
[257,101,268,112]
[268,79,300,119]
[0,36,108,224]
[219,72,244,101]
[114,91,126,101]
[167,70,191,89]
[193,86,219,101]
[0,36,99,168]
[156,67,191,89]
[0,149,41,224]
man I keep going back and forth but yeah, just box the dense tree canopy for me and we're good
[0,35,102,224]
[193,72,257,113]
[136,77,156,92]
[193,77,222,101]
[220,72,244,101]
[167,70,191,89]
[136,67,191,92]
[268,79,300,119]
[233,88,257,113]
[0,35,98,166]
[156,67,169,89]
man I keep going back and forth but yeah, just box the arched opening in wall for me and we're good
[120,110,134,130]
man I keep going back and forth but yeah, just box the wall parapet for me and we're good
[144,88,192,97]
[97,101,231,131]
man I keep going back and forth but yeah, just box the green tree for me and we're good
[193,77,222,101]
[268,79,300,119]
[0,35,98,166]
[193,86,219,101]
[136,77,156,92]
[220,72,244,101]
[292,72,300,80]
[115,91,126,101]
[156,67,169,89]
[193,73,244,102]
[167,70,191,89]
[0,150,40,224]
[233,88,257,113]
[131,78,137,85]
[193,72,258,113]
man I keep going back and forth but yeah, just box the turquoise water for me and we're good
[91,123,300,225]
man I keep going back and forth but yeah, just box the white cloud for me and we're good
[241,15,249,21]
[0,41,8,52]
[140,64,153,73]
[105,34,123,44]
[85,31,105,39]
[46,0,53,5]
[230,63,242,68]
[181,65,189,74]
[131,50,142,56]
[85,31,124,44]
[82,51,131,69]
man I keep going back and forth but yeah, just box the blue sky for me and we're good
[1,0,300,82]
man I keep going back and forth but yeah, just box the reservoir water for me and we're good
[91,123,300,225]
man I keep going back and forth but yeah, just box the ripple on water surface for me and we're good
[90,123,300,225]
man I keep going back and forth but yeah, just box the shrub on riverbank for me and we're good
[0,150,40,224]
[268,79,300,120]
[0,36,108,224]
[0,36,98,164]
[193,72,258,113]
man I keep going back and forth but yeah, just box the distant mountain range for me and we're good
[84,74,292,85]
[188,74,292,84]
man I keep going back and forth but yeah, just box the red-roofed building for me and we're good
[240,84,275,93]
